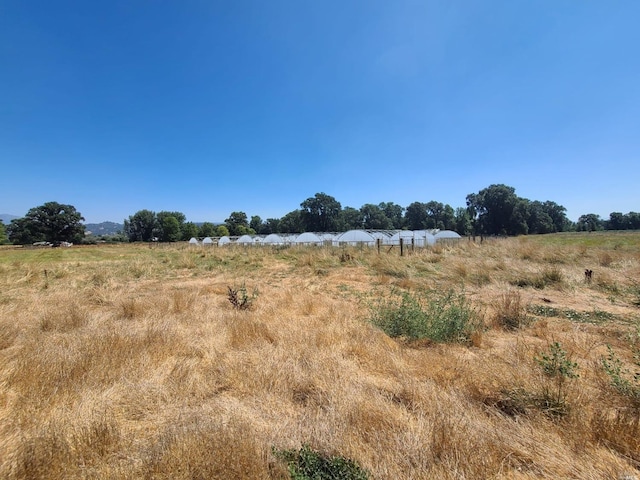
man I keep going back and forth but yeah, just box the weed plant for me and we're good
[601,345,640,407]
[536,342,579,416]
[370,288,483,343]
[227,283,257,310]
[273,445,369,480]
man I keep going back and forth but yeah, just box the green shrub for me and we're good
[601,345,640,407]
[273,444,369,480]
[535,342,579,417]
[370,289,483,344]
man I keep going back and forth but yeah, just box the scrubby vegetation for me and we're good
[1,231,640,478]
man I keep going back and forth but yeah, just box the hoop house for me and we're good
[334,230,376,246]
[369,231,393,242]
[236,235,256,245]
[188,237,199,246]
[218,236,231,246]
[263,233,285,245]
[435,230,462,242]
[202,237,214,246]
[388,230,435,246]
[294,232,323,245]
[412,230,436,246]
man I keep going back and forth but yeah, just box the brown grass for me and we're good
[1,236,640,478]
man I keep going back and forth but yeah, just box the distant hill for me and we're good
[0,214,19,224]
[84,222,124,236]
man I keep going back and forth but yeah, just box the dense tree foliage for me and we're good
[300,193,342,232]
[360,204,393,230]
[379,202,405,229]
[577,214,604,232]
[465,185,571,236]
[278,210,303,233]
[8,202,85,245]
[182,222,199,240]
[225,211,255,236]
[338,207,364,231]
[117,185,638,241]
[0,220,9,245]
[605,211,640,230]
[124,210,158,242]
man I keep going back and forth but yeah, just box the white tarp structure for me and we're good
[294,232,323,245]
[435,230,462,241]
[412,230,436,246]
[262,234,285,245]
[334,230,376,246]
[185,229,459,248]
[236,234,256,245]
[369,231,393,242]
[387,230,435,246]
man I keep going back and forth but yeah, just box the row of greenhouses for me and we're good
[188,229,461,247]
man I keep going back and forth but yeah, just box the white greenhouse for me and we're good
[294,232,323,245]
[333,230,376,246]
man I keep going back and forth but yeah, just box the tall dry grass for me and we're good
[1,235,639,478]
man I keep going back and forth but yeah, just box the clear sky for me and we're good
[1,1,639,224]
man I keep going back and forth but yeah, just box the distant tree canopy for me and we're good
[577,214,604,232]
[182,222,199,240]
[119,184,638,242]
[300,193,342,232]
[0,220,9,245]
[124,210,158,242]
[605,211,640,230]
[225,211,255,236]
[466,184,571,236]
[198,222,216,238]
[7,202,85,245]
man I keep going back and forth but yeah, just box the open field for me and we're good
[1,232,640,479]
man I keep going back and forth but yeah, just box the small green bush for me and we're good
[535,342,579,417]
[273,444,369,480]
[370,289,483,344]
[601,345,640,407]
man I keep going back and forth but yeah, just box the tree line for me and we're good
[2,185,638,245]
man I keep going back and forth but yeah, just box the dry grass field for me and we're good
[1,232,639,479]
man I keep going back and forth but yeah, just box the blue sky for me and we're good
[1,1,638,224]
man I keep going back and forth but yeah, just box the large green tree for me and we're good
[379,202,404,229]
[182,222,199,240]
[339,207,364,231]
[156,211,185,242]
[225,211,252,236]
[405,202,428,230]
[466,185,521,236]
[0,220,9,245]
[278,210,303,233]
[360,204,392,229]
[7,202,85,244]
[198,222,216,238]
[124,210,158,242]
[577,214,604,232]
[300,193,342,232]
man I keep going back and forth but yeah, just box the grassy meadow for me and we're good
[1,232,639,479]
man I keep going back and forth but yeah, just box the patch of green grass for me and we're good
[527,304,617,324]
